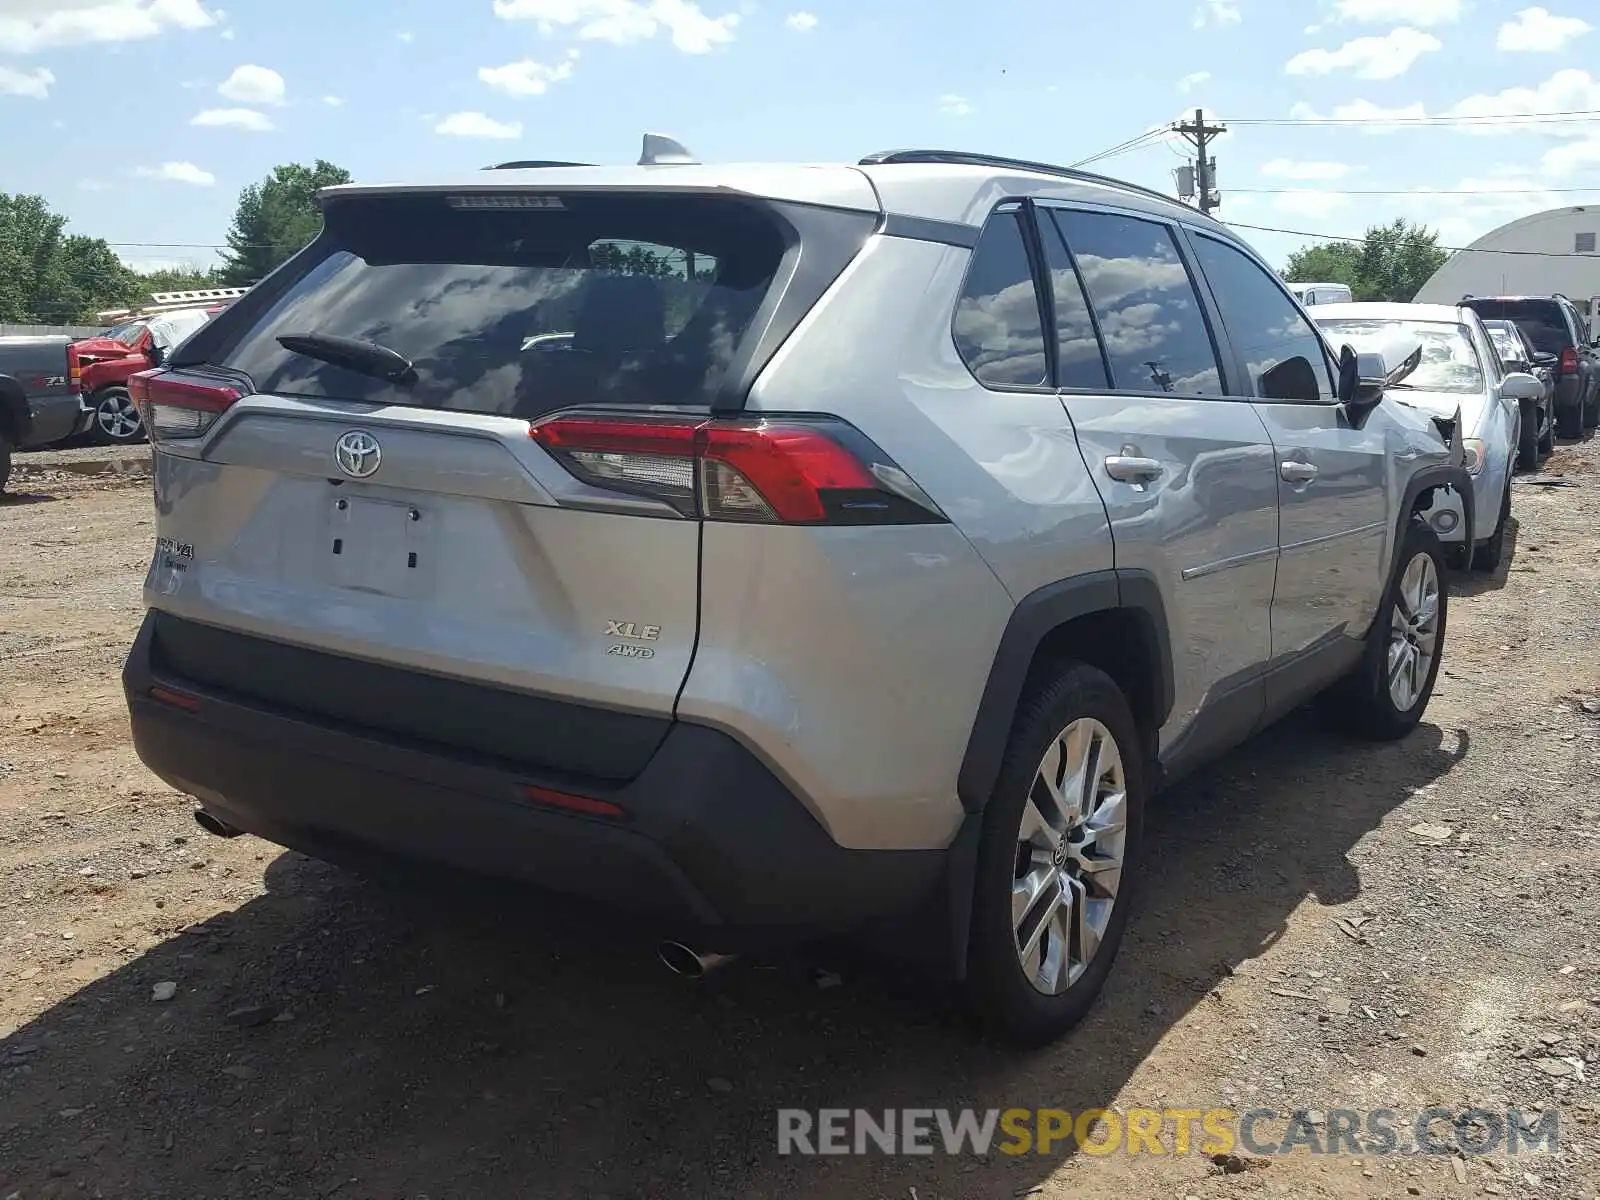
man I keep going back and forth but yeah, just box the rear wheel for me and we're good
[1538,405,1555,456]
[0,434,12,493]
[967,662,1145,1044]
[1517,403,1539,471]
[89,388,144,445]
[1323,520,1447,741]
[1586,383,1600,432]
[1557,395,1583,439]
[1471,478,1511,573]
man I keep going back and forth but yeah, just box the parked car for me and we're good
[1460,294,1600,438]
[70,306,216,445]
[1314,302,1542,572]
[123,143,1473,1042]
[0,335,85,491]
[1481,317,1556,468]
[1288,281,1354,306]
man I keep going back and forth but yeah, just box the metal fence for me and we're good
[0,323,106,339]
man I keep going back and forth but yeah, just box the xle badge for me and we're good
[606,620,660,660]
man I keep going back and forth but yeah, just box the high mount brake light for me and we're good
[129,369,245,441]
[529,414,945,526]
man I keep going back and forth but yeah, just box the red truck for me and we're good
[71,306,221,444]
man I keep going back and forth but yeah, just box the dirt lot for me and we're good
[3,439,1600,1199]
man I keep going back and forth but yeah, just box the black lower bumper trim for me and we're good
[124,613,946,947]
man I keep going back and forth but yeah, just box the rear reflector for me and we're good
[148,685,202,712]
[523,785,627,820]
[529,413,945,526]
[129,369,245,441]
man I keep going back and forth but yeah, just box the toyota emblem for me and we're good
[334,430,382,479]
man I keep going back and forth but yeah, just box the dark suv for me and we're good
[1461,295,1599,438]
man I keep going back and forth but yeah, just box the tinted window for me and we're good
[953,209,1049,388]
[106,320,148,347]
[213,192,785,418]
[1052,210,1222,395]
[1037,215,1110,389]
[1317,319,1486,394]
[1462,299,1573,355]
[1192,235,1333,403]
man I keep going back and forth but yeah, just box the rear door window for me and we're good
[210,192,786,418]
[1051,209,1223,396]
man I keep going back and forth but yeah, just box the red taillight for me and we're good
[1561,347,1579,375]
[523,785,627,820]
[66,343,82,394]
[529,414,944,526]
[129,369,244,440]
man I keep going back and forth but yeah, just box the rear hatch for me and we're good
[136,184,875,781]
[1462,299,1572,356]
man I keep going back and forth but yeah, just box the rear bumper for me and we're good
[122,613,947,949]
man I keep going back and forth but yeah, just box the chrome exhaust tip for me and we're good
[657,941,736,979]
[194,809,243,839]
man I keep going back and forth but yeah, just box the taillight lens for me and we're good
[67,343,82,394]
[530,413,946,525]
[1561,347,1579,375]
[129,369,244,440]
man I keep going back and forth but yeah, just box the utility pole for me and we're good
[1174,108,1227,215]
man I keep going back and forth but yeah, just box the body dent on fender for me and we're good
[955,568,1175,813]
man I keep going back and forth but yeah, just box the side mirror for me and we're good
[1500,371,1545,402]
[1533,351,1559,367]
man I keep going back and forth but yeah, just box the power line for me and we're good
[1234,186,1600,196]
[1227,218,1600,257]
[1226,108,1600,127]
[1070,129,1170,169]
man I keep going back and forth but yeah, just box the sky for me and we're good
[3,0,1600,277]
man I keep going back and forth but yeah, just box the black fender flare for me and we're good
[1398,463,1474,559]
[955,568,1174,815]
[0,375,30,446]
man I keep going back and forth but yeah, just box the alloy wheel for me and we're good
[1012,717,1128,995]
[96,392,142,442]
[1387,551,1440,713]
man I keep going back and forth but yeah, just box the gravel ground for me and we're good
[2,439,1599,1199]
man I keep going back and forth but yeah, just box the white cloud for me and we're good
[1445,68,1600,134]
[435,110,523,139]
[136,161,216,186]
[1332,0,1459,23]
[217,63,284,105]
[1287,98,1430,132]
[0,64,53,97]
[0,0,215,54]
[784,9,816,30]
[1261,158,1354,180]
[478,50,579,96]
[191,106,273,130]
[939,93,972,116]
[1542,135,1600,175]
[1192,0,1240,28]
[322,95,343,106]
[1269,190,1353,218]
[492,0,739,53]
[1286,28,1441,79]
[1178,70,1211,92]
[396,29,414,41]
[1496,7,1592,52]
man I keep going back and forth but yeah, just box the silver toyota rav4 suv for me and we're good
[124,143,1473,1042]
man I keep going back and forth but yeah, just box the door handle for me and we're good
[1279,460,1318,484]
[1104,455,1164,484]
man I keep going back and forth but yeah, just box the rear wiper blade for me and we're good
[275,332,417,385]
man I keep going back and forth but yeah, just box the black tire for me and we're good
[1538,407,1555,456]
[1586,383,1600,432]
[967,662,1146,1044]
[88,387,145,445]
[1324,520,1448,741]
[1471,479,1511,573]
[1517,403,1540,471]
[1557,398,1583,440]
[0,435,11,494]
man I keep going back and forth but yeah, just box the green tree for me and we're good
[0,193,138,323]
[219,159,352,286]
[1283,220,1451,303]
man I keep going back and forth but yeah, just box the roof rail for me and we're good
[485,160,594,170]
[858,149,1189,212]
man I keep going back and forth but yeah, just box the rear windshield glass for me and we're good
[1463,299,1572,354]
[1317,318,1485,394]
[211,192,787,417]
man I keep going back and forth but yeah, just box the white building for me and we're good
[1413,205,1600,334]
